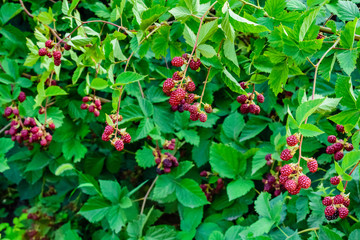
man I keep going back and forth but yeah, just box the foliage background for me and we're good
[1,0,360,239]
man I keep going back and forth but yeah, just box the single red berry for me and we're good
[47,51,52,58]
[190,113,199,121]
[31,126,39,134]
[11,120,18,126]
[163,78,175,94]
[188,104,199,114]
[200,171,208,177]
[102,133,110,141]
[257,94,264,103]
[286,135,299,146]
[240,82,247,89]
[336,124,344,133]
[45,40,53,49]
[88,105,95,112]
[104,125,114,135]
[122,133,131,143]
[93,110,100,117]
[94,99,101,108]
[12,108,19,116]
[343,198,350,207]
[330,176,340,185]
[49,122,55,129]
[82,96,90,103]
[182,53,189,60]
[183,103,191,111]
[274,189,281,196]
[54,58,61,66]
[298,175,311,189]
[333,142,343,152]
[40,138,47,146]
[288,187,301,195]
[240,104,249,114]
[20,130,28,138]
[38,48,48,56]
[18,91,26,102]
[279,175,288,184]
[189,59,201,70]
[327,135,337,143]
[199,113,207,122]
[114,139,124,151]
[45,134,52,142]
[333,194,344,204]
[172,88,186,101]
[172,71,182,80]
[4,107,12,116]
[334,151,344,161]
[322,197,333,206]
[338,207,349,219]
[169,95,180,106]
[280,149,293,161]
[345,143,354,151]
[186,81,196,92]
[268,175,276,184]
[171,57,184,67]
[80,103,88,110]
[326,145,335,154]
[285,179,297,192]
[53,51,62,60]
[204,104,213,113]
[307,159,318,173]
[324,205,336,216]
[185,93,195,104]
[280,165,293,176]
[64,43,71,50]
[248,104,258,114]
[163,167,171,173]
[265,154,272,161]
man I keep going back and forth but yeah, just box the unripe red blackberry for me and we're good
[114,139,124,151]
[240,104,249,114]
[186,81,196,92]
[257,94,264,103]
[322,197,333,206]
[172,71,182,80]
[102,133,110,141]
[185,93,195,104]
[286,135,299,146]
[4,107,12,116]
[31,126,39,134]
[266,160,272,166]
[268,175,276,184]
[122,133,131,143]
[82,96,90,103]
[64,43,71,50]
[254,105,260,115]
[288,187,301,195]
[163,158,173,168]
[333,194,344,204]
[94,99,101,108]
[190,113,199,121]
[169,95,180,106]
[53,51,62,60]
[237,95,248,104]
[264,183,272,192]
[338,207,349,219]
[171,57,184,67]
[333,142,343,152]
[265,154,272,161]
[200,171,208,177]
[172,88,186,101]
[47,52,52,58]
[183,103,191,111]
[12,108,19,116]
[49,122,55,129]
[280,149,293,161]
[163,78,175,94]
[18,91,26,102]
[334,151,344,161]
[54,58,61,66]
[279,175,289,184]
[182,53,189,60]
[39,48,47,56]
[345,143,354,151]
[199,113,207,122]
[11,120,18,126]
[249,104,258,114]
[163,167,171,173]
[298,175,311,189]
[93,109,100,117]
[327,135,337,143]
[189,59,201,70]
[326,145,335,154]
[88,105,95,112]
[40,138,47,146]
[336,124,344,133]
[285,179,297,191]
[188,104,199,114]
[20,130,28,138]
[80,103,88,109]
[204,104,213,113]
[280,164,293,176]
[104,125,114,135]
[305,159,317,173]
[324,205,336,216]
[45,134,52,142]
[45,40,53,49]
[240,82,247,89]
[343,198,350,207]
[330,176,340,185]
[274,189,281,196]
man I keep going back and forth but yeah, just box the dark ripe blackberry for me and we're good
[64,43,71,50]
[268,175,276,184]
[265,154,272,161]
[38,48,48,56]
[325,210,339,220]
[336,124,345,133]
[186,81,196,92]
[264,183,272,192]
[240,104,249,114]
[4,107,12,116]
[156,168,164,175]
[81,103,88,109]
[53,51,62,60]
[257,94,264,103]
[18,91,26,102]
[189,59,201,70]
[122,133,131,143]
[237,95,248,104]
[199,113,207,122]
[178,104,185,113]
[274,189,281,196]
[45,40,53,49]
[163,158,173,168]
[172,71,182,80]
[190,113,199,121]
[327,135,337,143]
[204,104,213,113]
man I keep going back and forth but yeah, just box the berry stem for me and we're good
[44,71,55,126]
[114,87,124,138]
[199,66,212,105]
[140,175,159,215]
[297,227,319,235]
[179,1,218,87]
[0,122,11,135]
[348,214,359,223]
[344,160,360,191]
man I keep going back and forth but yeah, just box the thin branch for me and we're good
[199,67,212,105]
[0,123,11,135]
[344,160,360,190]
[140,175,159,215]
[19,0,34,18]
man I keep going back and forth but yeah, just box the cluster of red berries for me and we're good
[24,209,53,240]
[200,171,224,202]
[80,96,102,117]
[263,170,285,197]
[280,134,300,161]
[171,54,201,71]
[323,194,350,220]
[265,153,273,166]
[38,39,71,66]
[325,125,353,161]
[279,158,317,195]
[236,92,264,115]
[163,138,176,150]
[3,92,54,149]
[45,78,57,86]
[101,124,131,151]
[153,146,179,175]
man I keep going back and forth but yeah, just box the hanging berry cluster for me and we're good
[101,120,131,151]
[38,39,71,66]
[236,83,264,115]
[323,194,350,220]
[3,92,55,150]
[153,140,179,175]
[199,171,224,202]
[80,96,102,117]
[265,153,273,166]
[162,54,213,122]
[325,125,353,161]
[280,134,300,161]
[262,169,285,197]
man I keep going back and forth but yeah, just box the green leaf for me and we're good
[138,97,154,117]
[183,25,196,47]
[318,226,342,240]
[229,9,269,33]
[335,161,352,182]
[296,197,309,222]
[100,180,122,203]
[135,146,156,168]
[349,230,360,240]
[328,110,360,132]
[176,129,200,146]
[223,39,238,67]
[227,179,254,201]
[209,143,242,179]
[222,68,246,95]
[169,7,191,21]
[0,3,22,25]
[269,60,289,96]
[38,11,53,25]
[295,98,325,125]
[115,72,146,86]
[197,19,218,45]
[0,138,15,154]
[286,0,306,11]
[38,107,65,128]
[197,44,216,58]
[352,131,360,151]
[45,86,68,97]
[169,161,194,179]
[335,75,356,108]
[90,78,108,90]
[175,178,209,208]
[222,112,245,140]
[299,7,320,41]
[341,150,360,170]
[106,205,127,233]
[179,205,203,232]
[264,0,286,17]
[71,36,93,46]
[340,19,358,49]
[239,117,269,142]
[68,0,80,15]
[140,5,168,30]
[62,139,88,161]
[337,50,357,76]
[221,11,235,42]
[247,217,275,237]
[79,197,111,223]
[25,152,49,172]
[254,192,272,219]
[300,123,324,137]
[336,1,360,21]
[135,118,155,141]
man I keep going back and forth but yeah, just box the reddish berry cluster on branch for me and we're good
[163,138,176,150]
[323,194,350,220]
[153,145,179,175]
[280,134,300,161]
[325,125,353,161]
[81,96,102,117]
[38,39,71,66]
[200,171,224,202]
[237,91,264,115]
[263,170,285,197]
[101,120,131,152]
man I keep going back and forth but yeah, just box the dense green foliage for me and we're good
[2,0,360,239]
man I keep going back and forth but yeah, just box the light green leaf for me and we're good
[341,150,360,170]
[183,25,196,47]
[100,180,122,203]
[328,110,360,132]
[269,60,288,96]
[169,7,191,21]
[264,0,286,17]
[140,5,168,30]
[197,19,218,45]
[209,143,242,178]
[337,50,357,76]
[340,19,358,49]
[223,38,238,67]
[45,86,68,97]
[115,72,146,86]
[175,178,209,208]
[299,7,320,41]
[79,197,111,223]
[197,44,216,58]
[222,68,246,95]
[227,179,254,201]
[295,98,325,125]
[55,163,74,176]
[135,146,156,168]
[229,9,269,33]
[300,123,324,137]
[335,75,356,108]
[337,1,360,21]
